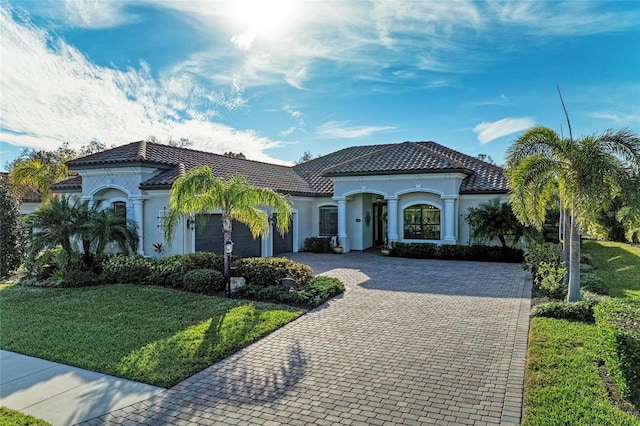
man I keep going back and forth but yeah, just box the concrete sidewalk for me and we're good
[0,350,164,426]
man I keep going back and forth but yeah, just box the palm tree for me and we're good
[26,195,79,268]
[465,197,524,248]
[163,165,292,295]
[9,158,70,201]
[86,207,138,264]
[27,196,139,271]
[506,126,640,302]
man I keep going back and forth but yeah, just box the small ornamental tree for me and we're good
[466,198,524,248]
[0,179,26,276]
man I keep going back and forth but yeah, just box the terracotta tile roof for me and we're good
[293,141,508,194]
[66,141,317,196]
[62,140,508,196]
[50,175,82,191]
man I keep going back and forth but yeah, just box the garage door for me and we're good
[273,219,293,255]
[194,214,261,258]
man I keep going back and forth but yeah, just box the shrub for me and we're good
[389,242,523,263]
[0,180,27,277]
[181,269,225,293]
[177,252,224,272]
[60,269,101,288]
[235,275,344,308]
[535,261,567,299]
[594,299,640,406]
[100,254,156,285]
[523,242,563,276]
[233,257,313,287]
[390,242,437,258]
[531,293,605,322]
[580,272,608,295]
[303,237,333,253]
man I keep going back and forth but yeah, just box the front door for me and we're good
[373,202,387,246]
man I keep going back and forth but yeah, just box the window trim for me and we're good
[318,204,338,236]
[402,202,442,241]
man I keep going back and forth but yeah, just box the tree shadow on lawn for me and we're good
[114,302,298,388]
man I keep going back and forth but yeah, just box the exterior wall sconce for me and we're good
[365,211,371,227]
[186,215,195,230]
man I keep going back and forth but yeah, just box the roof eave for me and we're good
[323,168,473,177]
[67,161,175,171]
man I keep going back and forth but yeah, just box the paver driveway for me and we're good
[86,252,530,426]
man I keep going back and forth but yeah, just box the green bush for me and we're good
[100,255,156,285]
[531,293,605,322]
[580,272,608,295]
[176,252,224,272]
[523,242,563,276]
[60,269,101,288]
[233,257,313,287]
[535,261,567,299]
[303,237,333,253]
[389,242,523,263]
[235,275,344,308]
[181,268,225,293]
[390,242,438,258]
[594,299,640,406]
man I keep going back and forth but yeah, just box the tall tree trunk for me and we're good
[561,207,571,286]
[566,213,581,302]
[222,213,233,297]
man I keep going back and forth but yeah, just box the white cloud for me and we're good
[0,5,285,164]
[316,121,396,139]
[473,117,534,144]
[589,111,640,126]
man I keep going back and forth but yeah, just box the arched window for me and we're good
[112,201,127,219]
[403,204,441,240]
[319,205,338,236]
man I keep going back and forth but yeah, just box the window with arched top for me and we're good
[403,204,441,240]
[319,205,338,236]
[112,201,127,219]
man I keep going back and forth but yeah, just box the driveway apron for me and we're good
[85,252,531,426]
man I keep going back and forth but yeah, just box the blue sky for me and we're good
[1,1,639,170]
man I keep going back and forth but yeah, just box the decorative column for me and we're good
[442,196,457,244]
[336,198,348,253]
[387,197,399,243]
[132,199,145,255]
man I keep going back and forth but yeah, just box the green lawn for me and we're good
[523,241,640,425]
[0,407,51,426]
[582,240,640,301]
[0,284,302,387]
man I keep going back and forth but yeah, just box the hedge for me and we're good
[594,299,640,406]
[390,242,523,263]
[530,292,605,323]
[233,257,314,287]
[234,276,344,308]
[303,237,333,253]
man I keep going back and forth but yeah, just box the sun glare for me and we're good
[231,0,295,37]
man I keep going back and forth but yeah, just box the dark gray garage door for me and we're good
[194,214,261,258]
[273,217,293,255]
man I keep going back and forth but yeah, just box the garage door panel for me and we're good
[195,214,261,257]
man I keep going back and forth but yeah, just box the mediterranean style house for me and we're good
[51,140,508,257]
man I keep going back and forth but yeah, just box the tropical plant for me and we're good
[0,179,27,276]
[465,197,525,248]
[506,126,640,301]
[26,196,138,272]
[163,165,292,295]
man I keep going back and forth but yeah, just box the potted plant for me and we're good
[332,236,343,254]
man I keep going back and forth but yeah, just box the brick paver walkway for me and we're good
[85,252,531,425]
